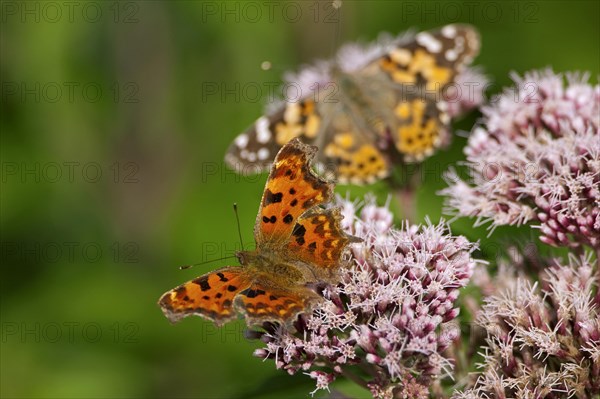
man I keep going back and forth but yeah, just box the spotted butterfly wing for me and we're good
[228,84,392,184]
[253,137,333,245]
[234,284,321,325]
[225,24,480,184]
[375,24,480,159]
[159,267,252,326]
[254,138,360,281]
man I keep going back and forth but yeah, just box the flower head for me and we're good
[454,254,600,398]
[252,196,479,397]
[442,70,600,248]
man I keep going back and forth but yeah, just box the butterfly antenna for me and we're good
[179,256,237,270]
[233,203,244,251]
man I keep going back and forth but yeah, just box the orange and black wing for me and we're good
[234,283,321,326]
[285,207,360,282]
[254,138,333,247]
[158,267,251,326]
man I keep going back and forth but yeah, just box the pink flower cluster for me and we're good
[454,254,599,398]
[252,196,478,398]
[442,70,600,248]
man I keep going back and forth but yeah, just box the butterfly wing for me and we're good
[226,85,391,185]
[158,267,252,326]
[255,139,360,279]
[225,98,324,174]
[234,283,321,326]
[373,24,480,160]
[285,207,360,281]
[225,114,286,175]
[254,138,333,246]
[315,96,392,185]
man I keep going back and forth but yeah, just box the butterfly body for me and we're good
[226,24,480,184]
[236,250,309,285]
[159,139,358,327]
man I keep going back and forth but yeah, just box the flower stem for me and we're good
[395,186,417,223]
[387,163,421,223]
[340,368,370,390]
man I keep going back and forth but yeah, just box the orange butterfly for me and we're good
[158,139,359,327]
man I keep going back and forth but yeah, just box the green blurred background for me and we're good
[1,1,598,398]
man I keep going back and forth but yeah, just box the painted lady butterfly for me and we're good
[225,24,480,185]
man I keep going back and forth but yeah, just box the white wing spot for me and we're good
[235,134,249,148]
[257,148,270,160]
[416,32,442,53]
[445,49,458,61]
[256,117,272,143]
[441,25,457,38]
[247,152,257,162]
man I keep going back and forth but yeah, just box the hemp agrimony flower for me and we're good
[252,196,479,398]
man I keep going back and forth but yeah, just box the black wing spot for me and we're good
[243,288,266,298]
[263,215,277,224]
[290,199,298,207]
[308,242,317,252]
[216,272,229,282]
[202,295,210,300]
[215,293,223,299]
[194,277,211,291]
[264,189,283,205]
[283,214,293,224]
[292,224,306,245]
[289,188,296,195]
[227,285,238,292]
[269,295,278,301]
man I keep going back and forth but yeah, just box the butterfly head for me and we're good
[235,250,256,267]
